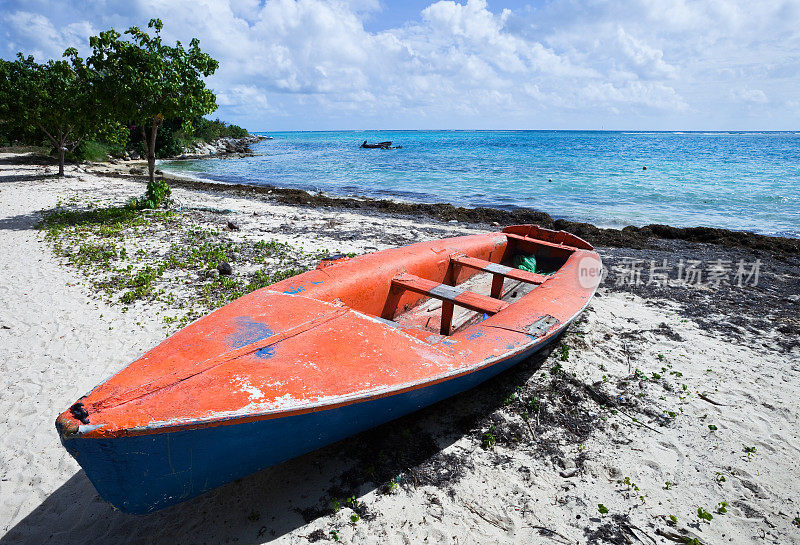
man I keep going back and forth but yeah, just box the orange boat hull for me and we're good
[56,225,602,513]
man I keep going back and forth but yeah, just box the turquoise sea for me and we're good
[162,131,800,238]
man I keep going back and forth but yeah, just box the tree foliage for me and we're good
[85,18,219,183]
[0,53,111,175]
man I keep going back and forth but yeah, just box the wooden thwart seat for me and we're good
[382,272,509,335]
[450,255,549,286]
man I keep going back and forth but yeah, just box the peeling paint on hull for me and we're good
[61,336,555,514]
[56,225,601,514]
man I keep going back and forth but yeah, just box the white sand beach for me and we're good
[1,155,799,545]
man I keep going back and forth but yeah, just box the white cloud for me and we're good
[1,0,798,129]
[730,88,769,104]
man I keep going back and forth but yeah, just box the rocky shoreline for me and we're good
[141,170,799,256]
[172,134,268,159]
[94,134,268,164]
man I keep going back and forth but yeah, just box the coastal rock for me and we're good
[217,261,233,276]
[227,221,240,231]
[176,135,266,160]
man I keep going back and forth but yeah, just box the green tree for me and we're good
[0,53,101,176]
[85,18,218,183]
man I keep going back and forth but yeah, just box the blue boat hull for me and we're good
[60,335,557,514]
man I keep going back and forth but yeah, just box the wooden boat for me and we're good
[361,140,392,149]
[56,225,602,514]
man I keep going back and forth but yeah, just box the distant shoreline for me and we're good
[5,148,798,253]
[103,162,800,255]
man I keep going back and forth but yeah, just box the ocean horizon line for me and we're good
[250,129,800,134]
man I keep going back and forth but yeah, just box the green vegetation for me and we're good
[128,178,172,210]
[38,196,336,331]
[481,426,497,449]
[697,507,713,522]
[0,52,117,175]
[385,477,400,494]
[597,504,609,514]
[194,117,249,141]
[1,18,249,180]
[72,139,127,162]
[84,18,218,183]
[619,476,639,492]
[136,117,250,160]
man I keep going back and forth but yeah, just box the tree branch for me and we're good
[36,123,59,148]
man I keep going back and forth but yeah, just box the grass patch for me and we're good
[39,197,342,331]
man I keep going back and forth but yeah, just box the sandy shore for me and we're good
[1,154,799,544]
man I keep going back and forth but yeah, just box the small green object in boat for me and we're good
[514,254,538,273]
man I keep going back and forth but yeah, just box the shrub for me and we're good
[128,178,171,209]
[192,117,248,140]
[70,140,126,162]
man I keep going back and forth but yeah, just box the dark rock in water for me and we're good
[227,221,240,231]
[642,166,647,170]
[217,262,233,275]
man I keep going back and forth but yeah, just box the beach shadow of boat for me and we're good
[1,345,556,545]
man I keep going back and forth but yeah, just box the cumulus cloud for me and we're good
[730,88,769,104]
[1,0,798,129]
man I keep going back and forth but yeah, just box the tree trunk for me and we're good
[146,119,160,185]
[58,147,65,177]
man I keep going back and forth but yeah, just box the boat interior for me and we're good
[310,225,594,338]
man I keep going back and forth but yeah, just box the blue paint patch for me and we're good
[439,338,457,346]
[466,329,485,340]
[61,333,561,514]
[228,317,275,359]
[283,286,305,294]
[310,281,324,285]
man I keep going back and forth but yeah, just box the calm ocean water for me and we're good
[162,131,800,237]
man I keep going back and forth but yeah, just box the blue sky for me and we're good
[2,0,799,131]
